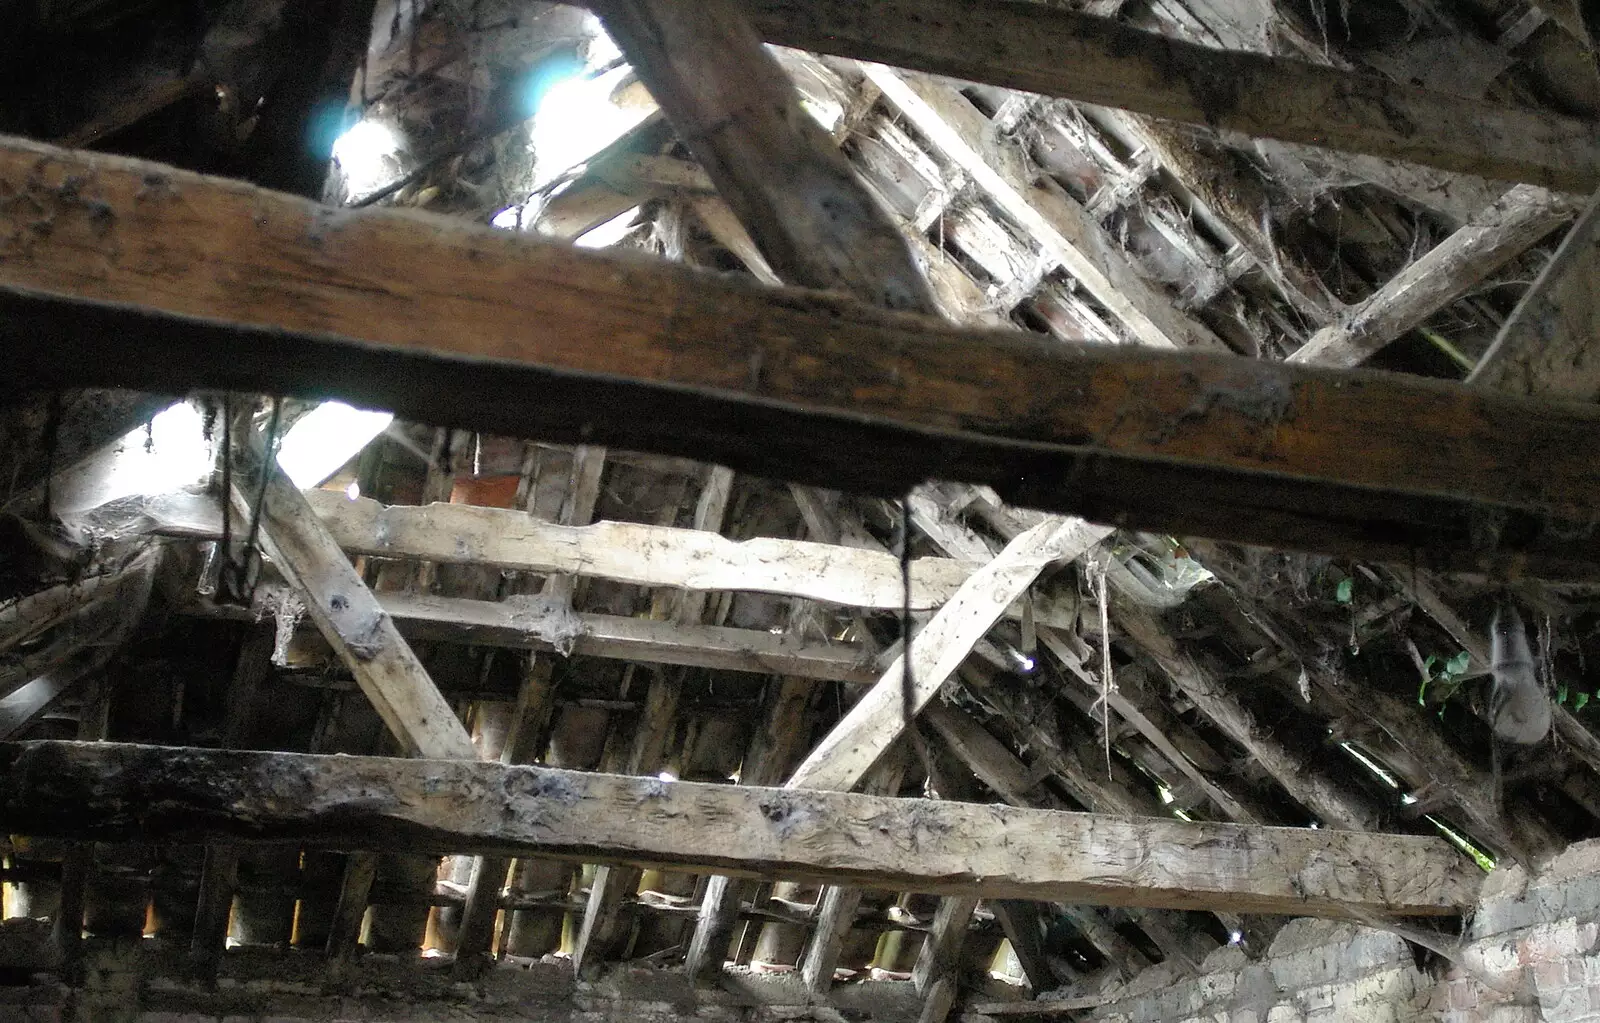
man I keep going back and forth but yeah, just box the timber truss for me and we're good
[2,0,1600,1021]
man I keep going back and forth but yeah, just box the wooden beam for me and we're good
[590,0,935,312]
[9,140,1600,577]
[1113,603,1381,833]
[242,465,476,762]
[0,741,1480,917]
[151,489,990,613]
[716,0,1600,192]
[786,517,1108,792]
[1289,185,1577,367]
[1468,187,1600,401]
[863,66,1223,352]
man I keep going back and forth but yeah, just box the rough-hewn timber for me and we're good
[7,138,1600,576]
[0,741,1481,917]
[714,0,1600,192]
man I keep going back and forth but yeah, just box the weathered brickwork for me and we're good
[1052,841,1600,1023]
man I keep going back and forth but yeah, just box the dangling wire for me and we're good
[219,397,284,606]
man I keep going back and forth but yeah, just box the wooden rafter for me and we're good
[1290,185,1578,367]
[0,741,1480,917]
[699,0,1600,192]
[8,140,1600,575]
[786,517,1106,792]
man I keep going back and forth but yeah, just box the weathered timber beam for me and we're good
[786,517,1107,792]
[196,587,879,684]
[590,0,934,313]
[1290,185,1578,367]
[863,66,1223,352]
[1469,187,1600,402]
[688,0,1600,191]
[143,488,1012,615]
[0,741,1478,917]
[241,462,476,762]
[7,139,1600,577]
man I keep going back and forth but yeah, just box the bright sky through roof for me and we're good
[276,402,394,488]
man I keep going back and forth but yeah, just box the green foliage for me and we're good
[1336,577,1353,604]
[1418,649,1472,707]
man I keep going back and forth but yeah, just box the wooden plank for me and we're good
[242,465,476,762]
[718,0,1600,192]
[1290,185,1577,367]
[0,741,1481,917]
[139,487,1077,628]
[8,140,1600,576]
[589,0,936,312]
[1468,188,1600,401]
[864,67,1222,352]
[381,592,878,684]
[787,518,1110,792]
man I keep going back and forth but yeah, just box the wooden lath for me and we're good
[0,741,1483,918]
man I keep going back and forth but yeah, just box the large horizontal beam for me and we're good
[719,0,1600,193]
[136,488,1081,628]
[0,741,1481,918]
[7,138,1600,577]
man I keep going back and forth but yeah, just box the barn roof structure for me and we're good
[1,1,1599,1021]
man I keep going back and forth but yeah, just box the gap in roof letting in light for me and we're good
[276,402,395,489]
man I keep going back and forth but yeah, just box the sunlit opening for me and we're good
[575,206,642,249]
[276,402,394,489]
[52,402,215,515]
[331,119,406,200]
[532,63,651,187]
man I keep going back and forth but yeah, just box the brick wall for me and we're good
[1042,840,1600,1023]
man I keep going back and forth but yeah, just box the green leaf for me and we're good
[1336,578,1353,604]
[1559,683,1570,705]
[1418,675,1430,706]
[1577,692,1591,712]
[1445,650,1471,676]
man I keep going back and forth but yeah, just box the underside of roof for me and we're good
[2,1,1600,1021]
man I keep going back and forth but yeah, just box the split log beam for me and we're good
[0,741,1480,918]
[589,0,935,312]
[145,489,1019,617]
[1290,185,1578,367]
[786,517,1107,792]
[10,139,1600,577]
[710,0,1600,192]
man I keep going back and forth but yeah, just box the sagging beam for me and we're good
[706,0,1600,192]
[8,138,1600,577]
[1290,185,1577,367]
[0,741,1480,918]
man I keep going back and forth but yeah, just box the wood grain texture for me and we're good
[1470,188,1600,401]
[787,518,1109,792]
[1291,185,1577,367]
[590,0,935,312]
[6,137,1600,576]
[0,740,1482,917]
[722,0,1600,191]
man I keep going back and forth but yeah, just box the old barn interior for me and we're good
[3,0,1600,1020]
